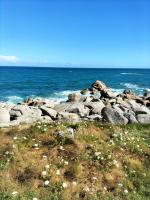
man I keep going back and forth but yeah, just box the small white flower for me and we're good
[108,155,111,159]
[33,143,38,147]
[95,152,101,156]
[45,164,50,169]
[23,136,27,140]
[56,170,60,175]
[12,144,16,149]
[13,136,17,140]
[33,198,38,200]
[43,128,47,132]
[12,191,18,196]
[124,189,128,194]
[41,171,47,176]
[44,180,49,186]
[118,183,123,187]
[62,182,68,188]
[103,187,107,191]
[72,181,77,185]
[64,161,69,165]
[137,144,139,148]
[42,155,47,159]
[92,177,97,180]
[59,146,64,150]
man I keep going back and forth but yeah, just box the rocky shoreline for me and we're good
[0,80,150,128]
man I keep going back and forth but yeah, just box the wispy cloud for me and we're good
[0,55,18,62]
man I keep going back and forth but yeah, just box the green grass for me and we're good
[0,122,150,200]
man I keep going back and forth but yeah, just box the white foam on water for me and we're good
[48,90,81,102]
[120,72,142,75]
[6,96,24,104]
[110,88,124,95]
[120,83,140,90]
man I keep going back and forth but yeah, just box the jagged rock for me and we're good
[54,103,89,117]
[123,113,138,124]
[143,90,150,98]
[91,80,107,91]
[0,108,10,123]
[68,93,81,102]
[80,89,91,95]
[10,105,32,116]
[40,106,57,119]
[58,112,80,123]
[127,100,150,115]
[101,106,128,125]
[86,102,105,115]
[137,114,150,124]
[100,90,116,99]
[65,103,90,117]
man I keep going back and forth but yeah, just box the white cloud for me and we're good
[0,55,18,62]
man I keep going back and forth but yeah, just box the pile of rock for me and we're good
[0,80,150,127]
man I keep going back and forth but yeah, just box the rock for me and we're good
[40,106,57,119]
[65,104,90,117]
[91,80,107,91]
[100,90,116,99]
[54,103,71,112]
[143,90,150,98]
[54,103,89,117]
[68,93,81,102]
[58,112,80,123]
[0,108,10,123]
[80,89,91,95]
[66,127,74,138]
[10,105,32,116]
[137,114,150,124]
[123,113,138,124]
[87,114,102,121]
[127,100,150,115]
[101,106,128,125]
[86,102,105,115]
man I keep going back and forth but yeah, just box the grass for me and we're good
[0,121,150,200]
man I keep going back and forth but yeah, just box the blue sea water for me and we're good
[0,67,150,104]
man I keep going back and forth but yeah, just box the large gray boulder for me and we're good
[0,108,10,123]
[123,112,138,124]
[128,100,150,115]
[54,103,89,117]
[40,106,57,119]
[58,112,80,123]
[137,114,150,124]
[65,103,90,117]
[68,93,81,102]
[101,106,128,125]
[85,101,105,115]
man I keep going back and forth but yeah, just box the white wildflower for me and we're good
[13,136,17,140]
[44,180,49,186]
[62,182,68,188]
[64,161,69,165]
[56,170,60,175]
[12,191,18,197]
[124,189,128,194]
[72,181,77,185]
[45,164,50,169]
[41,171,47,176]
[33,198,38,200]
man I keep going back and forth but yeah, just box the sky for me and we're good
[0,0,150,67]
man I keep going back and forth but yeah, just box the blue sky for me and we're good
[0,0,150,67]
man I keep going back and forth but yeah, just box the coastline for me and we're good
[0,80,150,128]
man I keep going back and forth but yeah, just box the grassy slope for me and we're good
[0,122,150,200]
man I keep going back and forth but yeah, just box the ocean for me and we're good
[0,67,150,104]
